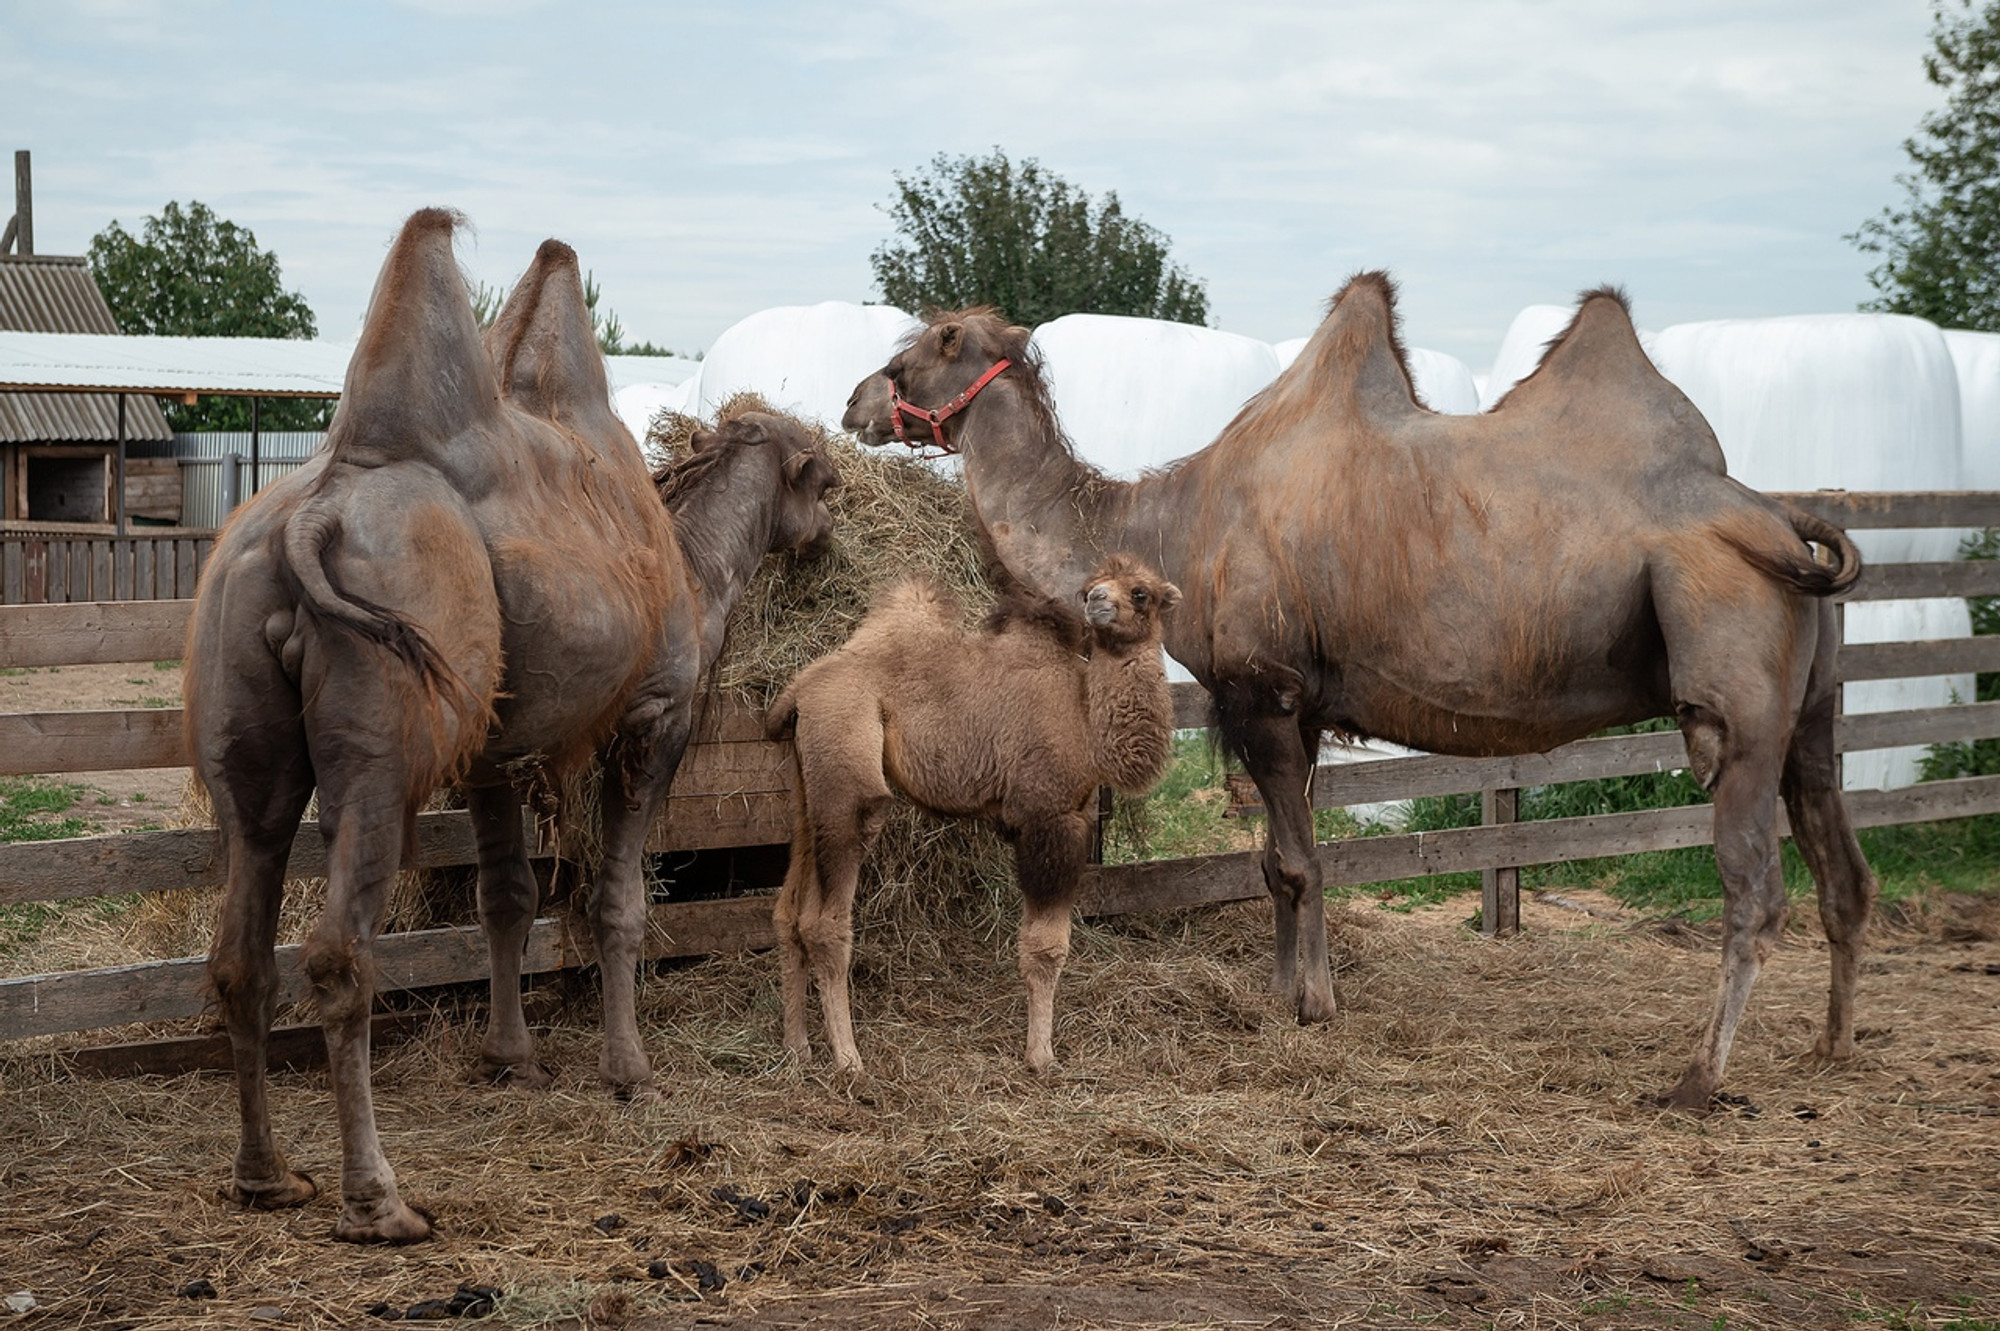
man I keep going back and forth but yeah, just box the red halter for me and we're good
[887,358,1012,458]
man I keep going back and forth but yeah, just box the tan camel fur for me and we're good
[843,279,1876,1111]
[766,555,1179,1075]
[186,209,838,1243]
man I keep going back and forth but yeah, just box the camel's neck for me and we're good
[1084,643,1175,794]
[663,453,782,667]
[957,383,1204,665]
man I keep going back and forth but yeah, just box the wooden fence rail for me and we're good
[0,532,215,605]
[3,491,1999,1053]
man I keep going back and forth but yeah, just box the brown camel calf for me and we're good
[766,555,1179,1075]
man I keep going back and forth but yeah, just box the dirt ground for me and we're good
[1,660,190,831]
[2,885,1996,1330]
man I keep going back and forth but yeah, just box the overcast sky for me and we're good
[2,0,1942,371]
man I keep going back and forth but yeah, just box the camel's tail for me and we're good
[281,496,479,714]
[764,684,800,741]
[1726,504,1864,598]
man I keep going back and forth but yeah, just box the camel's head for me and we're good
[671,411,841,557]
[1080,555,1180,651]
[843,308,1028,454]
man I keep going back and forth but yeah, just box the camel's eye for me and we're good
[1131,588,1148,607]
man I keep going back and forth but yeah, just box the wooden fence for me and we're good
[3,491,2000,1070]
[1,529,216,605]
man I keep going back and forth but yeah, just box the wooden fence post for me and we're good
[1481,786,1520,937]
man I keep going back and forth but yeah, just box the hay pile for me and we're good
[4,891,1997,1326]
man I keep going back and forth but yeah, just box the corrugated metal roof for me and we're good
[0,255,172,443]
[0,330,351,397]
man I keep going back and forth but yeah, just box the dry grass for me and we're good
[3,891,1997,1328]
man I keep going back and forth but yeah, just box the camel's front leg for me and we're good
[1226,705,1334,1023]
[592,710,694,1095]
[1013,809,1092,1074]
[468,783,551,1088]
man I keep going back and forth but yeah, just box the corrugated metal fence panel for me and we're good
[170,432,323,527]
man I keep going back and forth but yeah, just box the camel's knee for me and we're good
[209,953,276,1021]
[300,929,371,1026]
[1260,841,1317,904]
[1678,703,1727,792]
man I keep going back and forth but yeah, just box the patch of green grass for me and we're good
[0,666,32,677]
[152,659,180,671]
[1104,734,1247,864]
[0,776,90,843]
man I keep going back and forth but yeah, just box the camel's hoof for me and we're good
[1027,1056,1063,1078]
[471,1057,553,1089]
[225,1170,318,1211]
[1653,1081,1718,1115]
[1294,991,1338,1025]
[609,1080,661,1104]
[1811,1034,1855,1061]
[332,1200,434,1246]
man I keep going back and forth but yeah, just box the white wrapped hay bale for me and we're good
[1943,329,2000,492]
[681,301,920,432]
[1029,313,1280,478]
[1650,313,1973,790]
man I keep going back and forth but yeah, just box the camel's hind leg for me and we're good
[788,706,893,1075]
[305,758,434,1243]
[468,782,551,1088]
[772,819,819,1063]
[1012,805,1093,1074]
[204,710,317,1211]
[1782,601,1879,1059]
[1661,692,1797,1111]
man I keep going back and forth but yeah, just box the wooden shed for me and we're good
[1,150,177,527]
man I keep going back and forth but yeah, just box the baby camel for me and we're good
[767,555,1179,1075]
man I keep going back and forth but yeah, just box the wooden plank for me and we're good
[24,539,46,605]
[1231,701,2000,812]
[1841,636,2000,682]
[133,541,154,602]
[3,541,21,605]
[0,808,478,906]
[112,540,133,602]
[1849,560,2000,602]
[71,540,91,604]
[1171,681,1211,729]
[68,1012,425,1078]
[155,539,177,599]
[175,538,197,597]
[0,600,192,668]
[0,896,775,1039]
[651,790,793,853]
[46,540,67,604]
[0,709,186,775]
[1840,699,2000,752]
[1772,489,2000,531]
[1083,772,2000,918]
[1481,787,1519,937]
[91,541,110,602]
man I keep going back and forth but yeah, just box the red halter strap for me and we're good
[887,358,1013,458]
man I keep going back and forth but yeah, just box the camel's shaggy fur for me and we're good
[766,555,1179,1075]
[844,277,1875,1111]
[182,211,836,1243]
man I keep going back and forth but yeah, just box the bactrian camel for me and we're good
[842,279,1876,1110]
[187,209,838,1242]
[767,554,1179,1075]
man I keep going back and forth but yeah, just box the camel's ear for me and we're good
[1155,581,1182,613]
[938,322,964,361]
[688,426,718,453]
[784,447,834,488]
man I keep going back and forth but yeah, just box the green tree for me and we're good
[88,201,327,430]
[1852,0,2000,329]
[870,149,1210,327]
[473,270,677,357]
